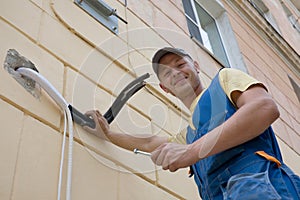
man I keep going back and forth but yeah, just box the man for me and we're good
[84,47,300,199]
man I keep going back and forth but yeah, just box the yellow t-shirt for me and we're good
[168,68,266,144]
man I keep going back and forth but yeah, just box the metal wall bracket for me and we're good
[75,0,127,34]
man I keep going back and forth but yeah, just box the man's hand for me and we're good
[151,143,197,172]
[83,110,110,141]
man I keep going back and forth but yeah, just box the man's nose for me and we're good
[171,68,180,77]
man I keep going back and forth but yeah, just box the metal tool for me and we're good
[133,148,151,156]
[103,73,149,124]
[69,72,149,128]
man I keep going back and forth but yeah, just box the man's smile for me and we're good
[173,75,188,87]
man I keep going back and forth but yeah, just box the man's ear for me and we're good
[193,61,200,73]
[159,83,170,93]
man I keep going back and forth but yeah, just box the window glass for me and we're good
[183,0,197,22]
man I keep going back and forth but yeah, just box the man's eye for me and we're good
[177,62,185,68]
[164,71,171,77]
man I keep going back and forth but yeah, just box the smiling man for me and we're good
[85,47,300,199]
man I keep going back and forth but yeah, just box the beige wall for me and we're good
[0,0,299,199]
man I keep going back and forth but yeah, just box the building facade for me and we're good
[0,0,299,199]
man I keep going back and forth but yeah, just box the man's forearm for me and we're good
[106,131,169,152]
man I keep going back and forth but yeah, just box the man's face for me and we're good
[157,53,200,98]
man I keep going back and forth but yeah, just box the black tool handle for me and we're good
[68,105,96,129]
[69,73,150,128]
[103,73,149,123]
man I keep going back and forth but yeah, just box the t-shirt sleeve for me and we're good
[168,128,187,144]
[219,68,267,106]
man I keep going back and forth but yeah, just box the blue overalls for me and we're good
[186,72,300,199]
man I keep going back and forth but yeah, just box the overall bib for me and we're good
[186,72,300,200]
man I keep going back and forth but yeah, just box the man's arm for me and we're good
[83,110,169,152]
[105,131,168,152]
[151,85,280,171]
[197,85,279,158]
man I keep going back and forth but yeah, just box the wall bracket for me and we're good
[74,0,128,34]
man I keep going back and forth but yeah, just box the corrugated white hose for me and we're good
[16,68,73,200]
[58,111,68,200]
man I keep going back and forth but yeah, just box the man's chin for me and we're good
[174,85,194,95]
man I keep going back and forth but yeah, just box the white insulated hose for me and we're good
[16,68,73,200]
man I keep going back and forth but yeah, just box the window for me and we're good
[183,0,229,67]
[288,75,300,103]
[248,0,281,33]
[182,0,247,72]
[280,1,300,33]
